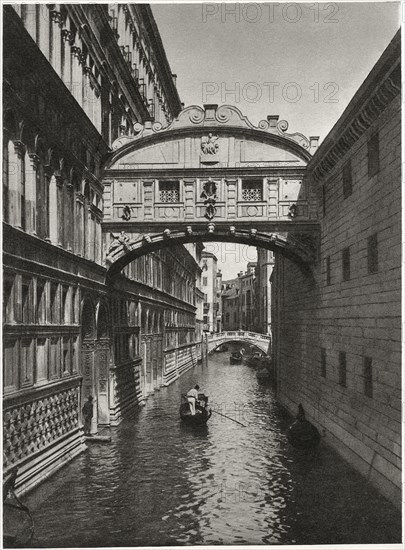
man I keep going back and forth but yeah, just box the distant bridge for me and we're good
[207,331,271,355]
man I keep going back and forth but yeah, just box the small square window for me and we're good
[367,233,378,274]
[342,247,350,281]
[367,133,379,177]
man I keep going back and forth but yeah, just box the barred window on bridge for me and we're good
[241,179,263,201]
[159,180,180,203]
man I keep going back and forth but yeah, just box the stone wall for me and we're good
[274,36,401,507]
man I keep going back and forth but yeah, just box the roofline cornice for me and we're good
[308,30,401,182]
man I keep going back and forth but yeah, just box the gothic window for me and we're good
[159,180,180,202]
[3,274,15,324]
[21,338,34,386]
[241,179,263,201]
[36,337,48,382]
[21,277,32,324]
[50,282,60,324]
[36,279,46,325]
[49,337,60,379]
[4,338,18,392]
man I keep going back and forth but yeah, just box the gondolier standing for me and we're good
[187,384,200,415]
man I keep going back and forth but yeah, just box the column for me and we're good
[24,3,37,41]
[38,5,50,59]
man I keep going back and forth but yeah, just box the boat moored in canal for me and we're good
[287,404,321,449]
[230,351,243,364]
[3,467,34,548]
[180,393,211,425]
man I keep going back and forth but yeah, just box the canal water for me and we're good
[26,350,401,547]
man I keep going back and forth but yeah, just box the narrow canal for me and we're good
[26,350,401,546]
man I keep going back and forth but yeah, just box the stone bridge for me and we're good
[102,103,320,278]
[207,331,271,355]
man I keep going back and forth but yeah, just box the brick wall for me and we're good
[274,82,401,506]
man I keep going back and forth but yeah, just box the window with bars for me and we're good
[159,180,180,203]
[368,132,379,177]
[367,233,378,274]
[363,356,373,397]
[326,256,331,286]
[342,160,352,199]
[322,185,326,216]
[241,179,263,201]
[339,351,347,387]
[342,247,350,281]
[320,347,326,377]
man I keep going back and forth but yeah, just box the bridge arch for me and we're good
[105,226,317,278]
[207,331,272,355]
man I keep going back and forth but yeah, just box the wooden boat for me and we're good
[287,404,321,449]
[245,352,265,368]
[180,393,212,426]
[230,351,243,364]
[3,467,34,548]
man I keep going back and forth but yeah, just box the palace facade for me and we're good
[3,4,200,494]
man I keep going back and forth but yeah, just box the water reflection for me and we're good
[25,351,401,547]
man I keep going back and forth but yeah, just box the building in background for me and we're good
[200,251,219,333]
[221,262,262,333]
[238,263,257,331]
[2,3,198,494]
[221,278,240,331]
[255,249,275,336]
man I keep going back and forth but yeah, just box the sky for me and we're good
[151,2,400,278]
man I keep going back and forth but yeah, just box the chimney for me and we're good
[310,136,320,154]
[171,73,177,86]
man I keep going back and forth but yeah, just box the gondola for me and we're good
[244,352,265,368]
[180,393,212,426]
[287,404,321,449]
[3,467,34,548]
[230,351,243,364]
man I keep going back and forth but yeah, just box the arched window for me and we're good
[81,300,95,340]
